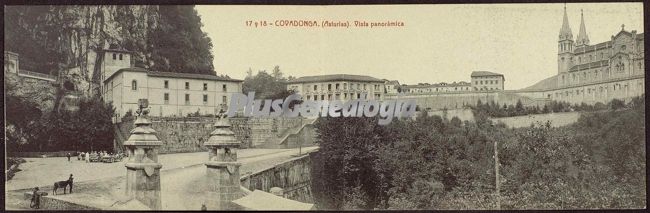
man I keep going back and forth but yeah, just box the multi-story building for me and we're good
[471,71,505,91]
[286,74,385,101]
[402,81,472,94]
[517,8,644,104]
[101,50,243,118]
[384,80,401,95]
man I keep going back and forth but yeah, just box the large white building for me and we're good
[100,49,243,118]
[286,74,385,101]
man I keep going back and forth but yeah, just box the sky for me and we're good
[196,3,643,90]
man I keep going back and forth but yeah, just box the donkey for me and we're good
[53,174,74,195]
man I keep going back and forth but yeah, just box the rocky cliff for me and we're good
[5,5,214,97]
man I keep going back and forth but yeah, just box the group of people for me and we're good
[74,151,117,163]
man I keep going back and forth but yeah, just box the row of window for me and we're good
[162,93,228,105]
[112,53,124,60]
[475,80,499,85]
[131,80,228,92]
[305,93,380,101]
[561,61,643,86]
[554,82,641,98]
[309,83,380,92]
[407,87,471,93]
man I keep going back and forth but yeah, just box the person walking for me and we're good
[67,153,71,162]
[30,187,40,209]
[85,151,90,163]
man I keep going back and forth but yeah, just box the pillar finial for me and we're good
[621,24,625,31]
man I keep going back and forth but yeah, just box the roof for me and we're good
[97,48,135,54]
[232,190,314,210]
[385,80,400,85]
[569,60,609,72]
[288,74,384,83]
[574,41,611,53]
[103,67,243,83]
[471,71,504,77]
[518,75,558,92]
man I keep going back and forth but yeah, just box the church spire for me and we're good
[576,9,590,47]
[559,5,573,41]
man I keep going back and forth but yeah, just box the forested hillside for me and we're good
[311,95,645,210]
[4,5,214,95]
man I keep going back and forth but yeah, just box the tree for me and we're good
[242,66,291,99]
[148,5,214,74]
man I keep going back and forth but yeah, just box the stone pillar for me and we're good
[204,117,242,210]
[123,99,162,210]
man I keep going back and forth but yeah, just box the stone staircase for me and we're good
[259,118,318,149]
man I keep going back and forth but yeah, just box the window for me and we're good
[164,93,169,104]
[222,96,227,104]
[112,53,116,60]
[203,83,208,91]
[307,95,311,100]
[131,80,137,90]
[314,85,317,90]
[328,84,332,91]
[222,84,227,92]
[343,83,347,90]
[336,83,340,90]
[203,94,208,105]
[363,84,367,90]
[164,80,169,89]
[185,94,190,105]
[321,95,325,100]
[119,54,123,60]
[185,82,190,90]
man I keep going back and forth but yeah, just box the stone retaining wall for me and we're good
[240,151,315,203]
[23,192,100,210]
[115,117,307,153]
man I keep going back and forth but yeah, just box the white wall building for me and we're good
[286,74,386,101]
[100,49,243,119]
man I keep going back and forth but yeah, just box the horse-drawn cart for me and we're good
[89,153,101,162]
[101,154,124,163]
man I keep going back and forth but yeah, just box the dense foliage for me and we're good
[312,96,645,210]
[4,5,214,75]
[6,93,116,153]
[473,99,621,118]
[147,6,214,74]
[242,66,296,99]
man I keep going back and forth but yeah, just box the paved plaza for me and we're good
[6,146,319,210]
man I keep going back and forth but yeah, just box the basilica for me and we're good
[517,7,645,104]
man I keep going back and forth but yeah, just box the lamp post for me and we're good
[494,139,501,210]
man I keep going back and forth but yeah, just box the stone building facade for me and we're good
[402,81,472,94]
[516,8,645,104]
[101,49,243,119]
[471,71,505,91]
[286,74,385,101]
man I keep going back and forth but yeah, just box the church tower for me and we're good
[558,6,574,80]
[576,9,590,48]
